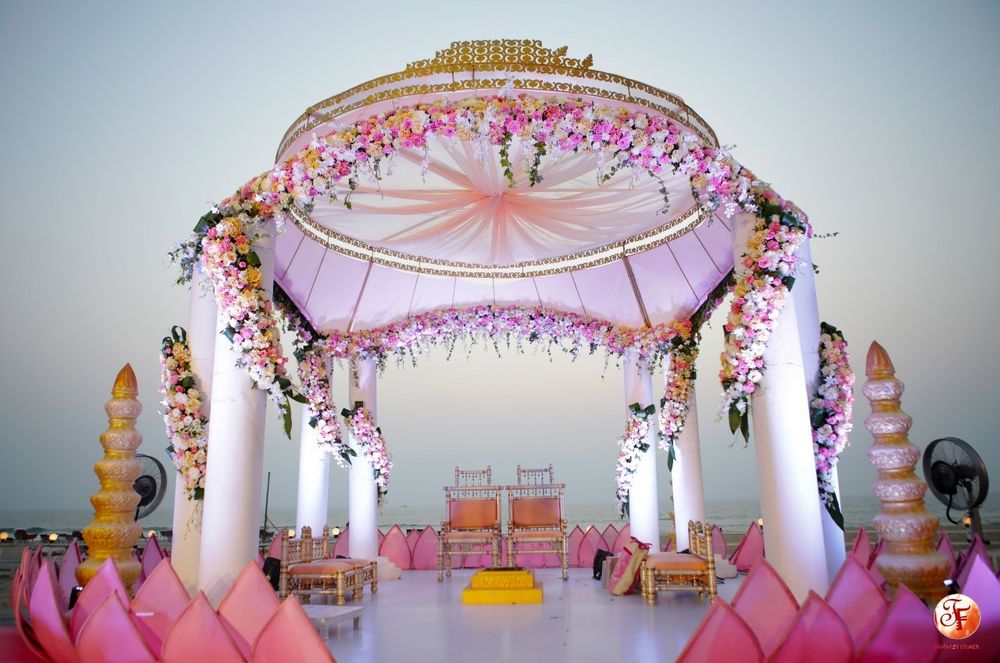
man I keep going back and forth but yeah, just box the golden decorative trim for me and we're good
[288,204,711,280]
[276,40,717,160]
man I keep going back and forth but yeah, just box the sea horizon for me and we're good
[3,493,997,538]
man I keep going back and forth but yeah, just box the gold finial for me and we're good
[112,363,138,399]
[865,341,895,379]
[863,341,949,601]
[77,364,144,591]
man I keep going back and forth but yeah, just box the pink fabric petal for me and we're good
[770,591,854,663]
[69,557,130,641]
[956,534,992,592]
[130,558,191,656]
[731,558,799,656]
[406,529,420,556]
[75,594,156,663]
[27,560,78,663]
[161,592,244,663]
[0,626,48,663]
[332,527,350,558]
[729,522,764,573]
[577,527,608,570]
[410,526,438,570]
[567,526,585,568]
[601,525,619,552]
[954,555,1000,662]
[140,536,165,581]
[267,534,283,560]
[217,561,281,660]
[856,585,938,663]
[851,527,872,566]
[937,531,957,580]
[711,525,727,558]
[611,524,631,556]
[378,525,411,570]
[58,540,83,610]
[676,598,764,663]
[825,556,889,650]
[250,596,334,663]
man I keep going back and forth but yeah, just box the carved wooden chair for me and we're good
[279,526,377,605]
[507,467,568,579]
[640,520,717,605]
[437,484,502,581]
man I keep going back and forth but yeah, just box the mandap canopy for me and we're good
[163,40,853,604]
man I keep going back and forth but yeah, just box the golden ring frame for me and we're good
[276,40,721,280]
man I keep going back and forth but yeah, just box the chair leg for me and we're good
[336,575,346,606]
[561,536,568,580]
[507,538,514,569]
[437,540,444,582]
[371,562,378,595]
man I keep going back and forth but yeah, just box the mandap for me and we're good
[161,40,854,605]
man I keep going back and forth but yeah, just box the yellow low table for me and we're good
[462,568,543,604]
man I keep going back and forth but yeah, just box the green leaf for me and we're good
[282,402,293,439]
[180,376,195,389]
[728,407,742,435]
[739,411,750,443]
[826,492,845,531]
[782,275,796,291]
[246,251,262,268]
[290,392,310,405]
[193,487,204,501]
[222,326,237,342]
[666,443,675,472]
[811,408,827,429]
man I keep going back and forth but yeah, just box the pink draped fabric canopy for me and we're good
[271,41,733,333]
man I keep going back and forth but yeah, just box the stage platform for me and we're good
[323,567,743,662]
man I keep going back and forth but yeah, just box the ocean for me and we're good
[2,494,997,538]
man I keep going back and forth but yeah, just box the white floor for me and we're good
[321,568,742,663]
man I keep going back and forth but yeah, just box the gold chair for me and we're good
[279,526,378,605]
[507,466,568,580]
[640,520,717,605]
[437,481,502,581]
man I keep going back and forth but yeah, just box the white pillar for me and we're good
[295,403,331,535]
[198,219,275,605]
[348,357,379,560]
[733,212,829,601]
[793,237,846,579]
[623,350,660,548]
[171,262,215,594]
[672,388,706,551]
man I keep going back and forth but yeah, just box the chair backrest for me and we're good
[445,487,500,530]
[508,483,565,529]
[516,464,554,485]
[455,465,492,486]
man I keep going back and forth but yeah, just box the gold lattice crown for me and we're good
[404,39,593,72]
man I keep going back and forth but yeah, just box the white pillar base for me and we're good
[623,351,660,548]
[672,390,706,552]
[821,467,847,577]
[348,358,379,561]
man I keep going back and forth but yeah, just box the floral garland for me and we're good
[325,304,691,369]
[189,211,306,437]
[811,322,854,530]
[274,285,348,463]
[342,402,392,503]
[615,403,657,517]
[719,192,811,440]
[159,326,208,501]
[171,93,811,452]
[658,272,735,468]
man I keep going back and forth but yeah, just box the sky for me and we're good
[0,1,997,523]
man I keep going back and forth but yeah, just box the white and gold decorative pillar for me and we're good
[623,350,660,548]
[171,262,216,594]
[198,219,275,605]
[672,388,705,551]
[348,356,379,561]
[733,212,829,601]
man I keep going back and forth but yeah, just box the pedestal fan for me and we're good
[133,453,167,520]
[922,437,990,542]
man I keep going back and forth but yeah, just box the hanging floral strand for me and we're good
[615,402,657,518]
[159,326,208,502]
[342,402,392,504]
[811,322,854,530]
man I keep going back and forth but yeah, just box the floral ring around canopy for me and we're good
[170,92,811,455]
